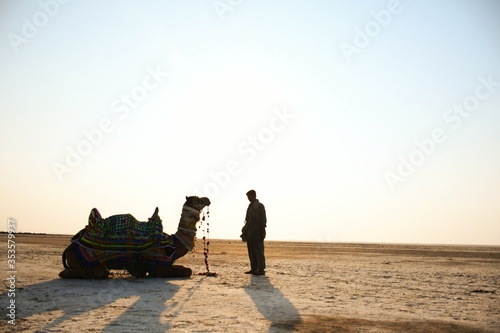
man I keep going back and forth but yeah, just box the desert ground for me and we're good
[1,234,499,333]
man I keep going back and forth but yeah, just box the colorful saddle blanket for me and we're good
[76,207,173,252]
[72,207,176,272]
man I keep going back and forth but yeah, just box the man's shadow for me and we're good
[4,277,181,332]
[244,275,301,331]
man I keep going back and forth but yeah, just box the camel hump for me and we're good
[150,207,159,221]
[88,208,102,227]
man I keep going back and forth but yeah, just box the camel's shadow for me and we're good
[7,276,182,332]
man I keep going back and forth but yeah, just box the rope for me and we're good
[198,206,217,277]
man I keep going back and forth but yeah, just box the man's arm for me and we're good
[261,204,267,227]
[260,204,267,239]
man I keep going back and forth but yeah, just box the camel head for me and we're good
[185,196,211,211]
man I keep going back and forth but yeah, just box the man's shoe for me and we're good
[244,270,254,274]
[254,270,265,276]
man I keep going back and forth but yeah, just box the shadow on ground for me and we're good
[244,275,302,332]
[243,276,490,333]
[294,314,491,333]
[0,276,182,332]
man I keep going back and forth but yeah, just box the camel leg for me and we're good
[151,265,192,278]
[59,266,109,279]
[59,267,84,279]
[59,244,109,279]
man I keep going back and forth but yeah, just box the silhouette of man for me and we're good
[241,190,267,275]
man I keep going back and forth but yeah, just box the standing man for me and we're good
[241,190,267,275]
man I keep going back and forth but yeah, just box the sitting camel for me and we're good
[59,196,210,279]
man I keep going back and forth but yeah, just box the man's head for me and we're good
[246,190,257,203]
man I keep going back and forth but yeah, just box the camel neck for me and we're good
[175,204,201,251]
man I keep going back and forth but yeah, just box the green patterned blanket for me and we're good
[76,207,174,253]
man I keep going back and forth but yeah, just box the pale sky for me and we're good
[1,0,499,245]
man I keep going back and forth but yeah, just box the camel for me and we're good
[59,196,210,279]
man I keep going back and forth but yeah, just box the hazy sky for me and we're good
[1,1,499,245]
